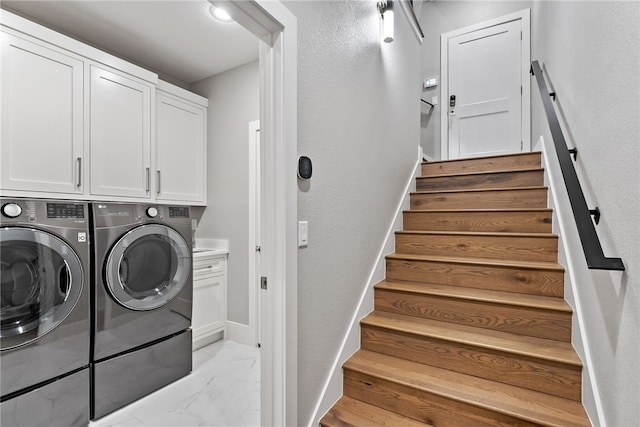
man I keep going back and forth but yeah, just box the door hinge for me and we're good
[521,141,523,151]
[261,276,268,290]
[521,31,523,40]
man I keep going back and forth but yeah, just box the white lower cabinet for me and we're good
[192,252,227,350]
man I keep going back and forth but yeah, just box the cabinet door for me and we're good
[156,93,206,203]
[90,65,152,198]
[192,273,225,339]
[1,33,84,194]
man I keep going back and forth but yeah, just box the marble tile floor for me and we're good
[90,340,260,427]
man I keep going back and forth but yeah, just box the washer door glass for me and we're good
[105,224,191,311]
[0,227,84,350]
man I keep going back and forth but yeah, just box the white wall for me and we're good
[190,60,259,326]
[530,1,639,425]
[281,1,422,425]
[419,1,533,160]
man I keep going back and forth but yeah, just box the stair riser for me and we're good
[416,170,544,192]
[411,188,548,210]
[344,369,538,427]
[402,210,553,233]
[374,289,572,342]
[361,327,582,401]
[386,258,564,297]
[395,233,558,262]
[422,153,542,176]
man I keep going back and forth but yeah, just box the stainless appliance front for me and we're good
[0,198,90,427]
[90,202,192,419]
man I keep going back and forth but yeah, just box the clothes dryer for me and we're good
[0,198,90,427]
[90,202,192,419]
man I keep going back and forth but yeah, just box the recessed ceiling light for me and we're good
[209,4,233,23]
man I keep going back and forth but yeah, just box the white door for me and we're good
[444,13,529,159]
[1,33,84,194]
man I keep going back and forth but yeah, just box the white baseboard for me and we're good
[306,146,423,427]
[226,321,256,347]
[537,135,604,426]
[422,153,436,162]
[193,330,224,351]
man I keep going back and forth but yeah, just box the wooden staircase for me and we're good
[320,152,592,427]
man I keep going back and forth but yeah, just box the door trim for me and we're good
[216,1,298,425]
[247,119,260,348]
[440,9,531,160]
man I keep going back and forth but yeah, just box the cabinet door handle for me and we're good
[76,157,82,188]
[146,167,150,192]
[157,170,161,194]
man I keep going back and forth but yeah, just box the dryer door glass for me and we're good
[105,224,191,311]
[0,228,84,350]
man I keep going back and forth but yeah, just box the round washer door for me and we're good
[105,224,191,311]
[0,227,84,350]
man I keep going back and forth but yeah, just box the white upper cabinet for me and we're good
[156,82,207,204]
[1,32,84,195]
[1,11,207,204]
[89,65,153,199]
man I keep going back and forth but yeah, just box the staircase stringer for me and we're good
[307,146,424,427]
[538,135,605,426]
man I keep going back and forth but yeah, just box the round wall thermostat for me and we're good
[298,156,312,179]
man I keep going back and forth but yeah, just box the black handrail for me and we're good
[421,98,434,107]
[531,60,624,271]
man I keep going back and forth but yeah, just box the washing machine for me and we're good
[0,198,90,427]
[90,202,193,419]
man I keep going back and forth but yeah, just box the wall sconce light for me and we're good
[378,0,394,43]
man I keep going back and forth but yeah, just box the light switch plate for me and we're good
[298,221,308,247]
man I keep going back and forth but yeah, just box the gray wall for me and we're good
[530,1,639,425]
[419,1,533,160]
[281,1,421,424]
[190,60,259,326]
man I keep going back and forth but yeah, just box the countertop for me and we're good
[192,238,229,256]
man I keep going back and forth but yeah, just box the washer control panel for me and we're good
[47,203,85,219]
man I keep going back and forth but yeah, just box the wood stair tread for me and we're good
[396,230,557,238]
[374,280,571,312]
[404,208,553,213]
[320,396,431,427]
[417,168,544,179]
[362,311,581,366]
[411,185,547,195]
[420,152,541,166]
[345,350,590,427]
[386,253,564,271]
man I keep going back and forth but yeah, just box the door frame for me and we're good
[440,9,531,160]
[248,119,260,348]
[214,1,298,425]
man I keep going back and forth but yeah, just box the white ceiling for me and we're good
[1,0,260,85]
